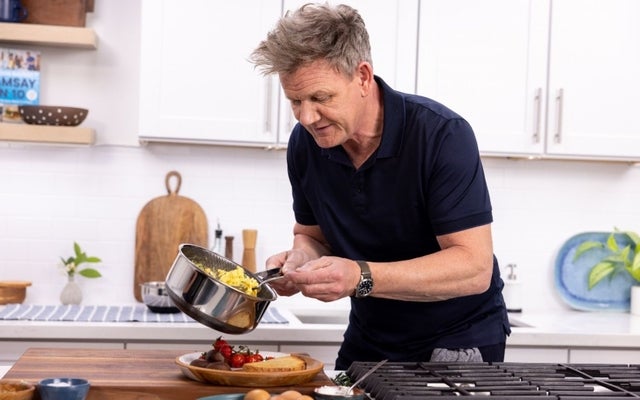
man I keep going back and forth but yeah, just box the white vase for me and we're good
[630,286,640,316]
[60,276,82,305]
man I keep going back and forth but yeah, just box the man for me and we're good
[250,3,510,370]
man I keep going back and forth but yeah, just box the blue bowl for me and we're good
[38,378,90,400]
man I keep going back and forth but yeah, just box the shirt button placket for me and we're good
[352,172,366,213]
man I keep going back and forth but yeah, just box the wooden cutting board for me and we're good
[134,171,208,301]
[4,348,332,400]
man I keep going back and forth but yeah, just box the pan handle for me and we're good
[254,267,284,286]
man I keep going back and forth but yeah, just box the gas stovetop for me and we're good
[346,361,640,399]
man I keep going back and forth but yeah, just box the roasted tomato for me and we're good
[219,344,233,360]
[246,353,264,363]
[213,336,229,352]
[229,352,246,368]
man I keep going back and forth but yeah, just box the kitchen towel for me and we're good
[0,304,289,324]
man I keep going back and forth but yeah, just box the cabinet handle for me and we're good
[265,77,273,132]
[554,88,564,144]
[532,88,542,143]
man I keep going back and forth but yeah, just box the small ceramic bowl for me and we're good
[18,106,88,126]
[0,379,36,400]
[38,378,89,400]
[141,281,180,313]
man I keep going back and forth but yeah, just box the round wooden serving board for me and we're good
[134,171,208,301]
[176,353,324,387]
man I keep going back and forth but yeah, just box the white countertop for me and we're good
[2,306,640,349]
[0,307,346,343]
[507,310,640,348]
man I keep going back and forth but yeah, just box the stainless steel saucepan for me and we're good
[165,243,280,334]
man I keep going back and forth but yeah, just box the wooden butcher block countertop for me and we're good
[5,348,333,400]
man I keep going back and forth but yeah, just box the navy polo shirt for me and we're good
[286,77,509,365]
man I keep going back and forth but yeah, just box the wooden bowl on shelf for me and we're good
[18,106,88,127]
[0,281,32,305]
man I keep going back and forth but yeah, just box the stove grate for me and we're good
[345,361,640,399]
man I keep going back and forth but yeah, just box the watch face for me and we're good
[356,278,374,297]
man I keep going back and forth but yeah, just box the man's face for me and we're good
[279,60,364,149]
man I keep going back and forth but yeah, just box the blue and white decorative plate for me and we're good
[554,232,635,311]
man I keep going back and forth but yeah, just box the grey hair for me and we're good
[250,3,372,77]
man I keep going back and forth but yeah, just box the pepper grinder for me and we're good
[502,263,523,313]
[224,235,234,261]
[242,229,257,273]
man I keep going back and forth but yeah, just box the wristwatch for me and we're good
[354,260,374,298]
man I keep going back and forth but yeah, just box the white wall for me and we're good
[1,1,639,313]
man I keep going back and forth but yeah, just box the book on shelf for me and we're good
[0,47,41,122]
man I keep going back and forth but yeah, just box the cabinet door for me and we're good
[545,0,640,160]
[418,0,549,156]
[139,0,281,145]
[277,0,419,146]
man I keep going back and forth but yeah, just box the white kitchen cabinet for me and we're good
[544,0,640,160]
[417,0,640,161]
[140,0,418,148]
[139,0,282,146]
[418,0,549,156]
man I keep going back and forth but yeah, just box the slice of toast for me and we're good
[241,355,306,372]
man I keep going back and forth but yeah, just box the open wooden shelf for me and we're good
[0,22,97,49]
[0,122,95,145]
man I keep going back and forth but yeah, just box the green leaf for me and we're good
[627,267,640,282]
[606,232,619,252]
[602,246,631,265]
[628,252,640,283]
[620,245,632,267]
[588,262,616,289]
[74,242,82,258]
[79,268,102,278]
[581,229,640,288]
[573,241,605,261]
[623,230,640,247]
[70,242,101,266]
[61,242,101,278]
[634,252,640,270]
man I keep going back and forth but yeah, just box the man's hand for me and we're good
[283,256,360,302]
[264,250,306,296]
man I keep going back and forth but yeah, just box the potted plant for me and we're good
[59,242,102,305]
[573,229,640,313]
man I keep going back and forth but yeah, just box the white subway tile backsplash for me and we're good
[1,145,639,312]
